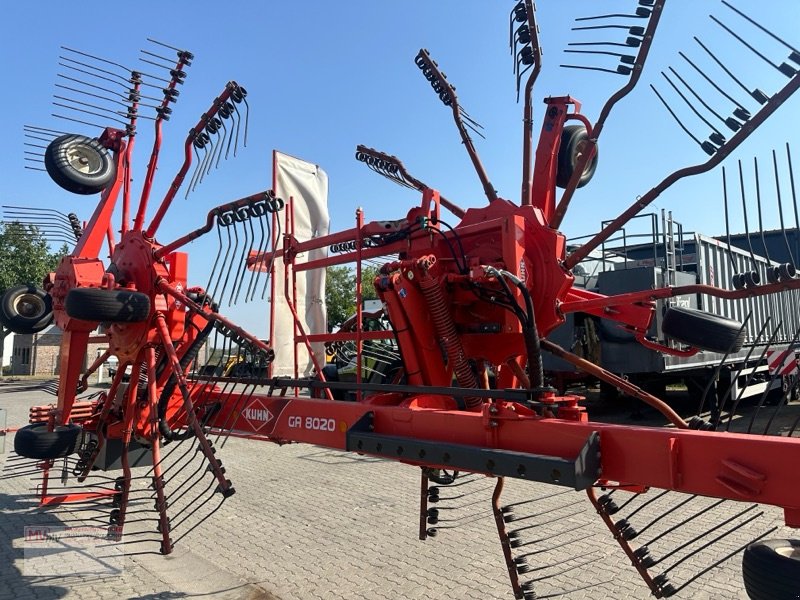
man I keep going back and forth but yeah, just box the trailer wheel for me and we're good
[65,288,151,323]
[556,125,598,189]
[742,539,800,600]
[0,285,53,334]
[14,422,81,460]
[316,364,346,400]
[44,134,116,195]
[662,306,745,354]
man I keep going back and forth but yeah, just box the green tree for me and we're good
[325,264,381,330]
[0,222,65,292]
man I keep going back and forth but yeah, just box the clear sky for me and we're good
[2,1,799,337]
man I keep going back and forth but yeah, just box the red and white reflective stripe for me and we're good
[767,348,799,376]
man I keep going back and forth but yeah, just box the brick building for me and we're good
[10,325,111,383]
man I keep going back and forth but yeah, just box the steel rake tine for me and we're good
[633,494,699,539]
[622,488,671,521]
[738,160,760,273]
[671,526,779,595]
[245,211,267,302]
[642,496,727,546]
[170,495,226,547]
[659,510,763,573]
[241,96,249,148]
[228,101,242,158]
[696,313,751,415]
[233,211,264,304]
[649,84,708,153]
[762,365,800,436]
[185,145,204,199]
[205,120,224,177]
[694,36,769,105]
[196,137,216,187]
[774,148,797,266]
[754,156,773,264]
[230,211,253,305]
[788,143,800,232]
[216,218,240,305]
[221,103,236,160]
[215,119,229,169]
[261,212,281,300]
[725,320,782,431]
[203,218,226,302]
[714,313,765,425]
[746,323,800,434]
[710,14,797,77]
[652,504,758,563]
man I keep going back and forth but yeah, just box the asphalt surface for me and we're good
[0,379,798,600]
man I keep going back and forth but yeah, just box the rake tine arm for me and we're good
[355,145,466,218]
[145,82,243,238]
[154,189,279,259]
[551,1,666,228]
[564,70,800,270]
[415,49,498,204]
[519,0,543,208]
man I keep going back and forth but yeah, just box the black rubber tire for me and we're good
[742,539,800,600]
[14,422,81,459]
[44,134,116,195]
[0,285,53,334]
[556,125,598,189]
[662,306,745,354]
[65,288,151,323]
[320,364,346,400]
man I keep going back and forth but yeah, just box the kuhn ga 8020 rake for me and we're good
[6,2,800,599]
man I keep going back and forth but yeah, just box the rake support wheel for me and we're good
[14,422,81,460]
[65,288,151,323]
[44,134,116,195]
[0,285,53,334]
[556,125,598,189]
[742,539,800,600]
[662,306,745,354]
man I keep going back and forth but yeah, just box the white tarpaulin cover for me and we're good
[270,150,329,376]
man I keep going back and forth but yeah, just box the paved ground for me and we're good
[1,380,798,600]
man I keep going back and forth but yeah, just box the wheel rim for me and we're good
[775,545,800,560]
[64,143,104,176]
[13,294,46,320]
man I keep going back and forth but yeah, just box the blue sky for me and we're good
[2,1,799,336]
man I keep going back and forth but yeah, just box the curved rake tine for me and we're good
[694,36,769,104]
[196,136,216,187]
[737,160,760,274]
[696,313,751,415]
[244,210,266,303]
[773,149,797,266]
[726,322,782,431]
[215,119,229,169]
[711,14,797,77]
[714,317,771,427]
[661,71,726,142]
[261,212,281,300]
[746,323,800,434]
[185,144,203,199]
[215,218,239,305]
[753,156,772,264]
[230,210,253,305]
[231,102,242,158]
[204,125,223,178]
